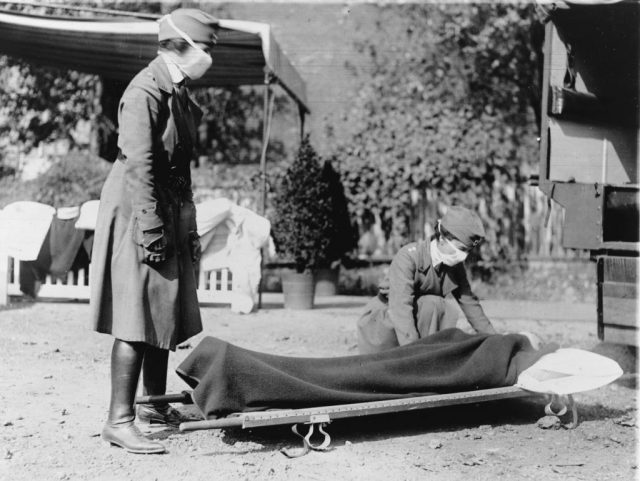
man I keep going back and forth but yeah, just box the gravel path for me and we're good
[0,295,636,481]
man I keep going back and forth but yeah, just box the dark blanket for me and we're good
[19,217,92,297]
[176,328,554,419]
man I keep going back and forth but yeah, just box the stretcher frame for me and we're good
[135,387,578,456]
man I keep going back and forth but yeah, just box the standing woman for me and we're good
[357,206,497,354]
[90,9,218,454]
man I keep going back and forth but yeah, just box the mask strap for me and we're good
[437,220,451,246]
[443,236,462,252]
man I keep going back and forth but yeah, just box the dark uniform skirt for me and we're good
[357,295,458,354]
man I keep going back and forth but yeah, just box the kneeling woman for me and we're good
[357,206,497,354]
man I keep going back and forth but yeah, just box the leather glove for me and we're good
[142,228,167,264]
[189,231,201,264]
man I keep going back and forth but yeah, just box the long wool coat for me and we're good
[90,57,202,350]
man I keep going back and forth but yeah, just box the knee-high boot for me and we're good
[101,339,166,454]
[137,346,186,427]
[142,346,169,396]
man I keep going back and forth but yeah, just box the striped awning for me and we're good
[0,9,309,112]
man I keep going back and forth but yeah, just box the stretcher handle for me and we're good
[134,391,193,405]
[179,417,244,431]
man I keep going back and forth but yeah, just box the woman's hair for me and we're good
[438,223,454,241]
[158,38,190,54]
[432,220,483,251]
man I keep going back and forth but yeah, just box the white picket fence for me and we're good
[0,255,233,305]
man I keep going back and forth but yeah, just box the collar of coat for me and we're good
[148,56,177,95]
[412,239,462,296]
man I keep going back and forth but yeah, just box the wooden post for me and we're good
[259,76,274,216]
[258,70,275,309]
[0,253,9,306]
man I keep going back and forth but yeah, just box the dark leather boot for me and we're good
[137,347,187,427]
[102,339,166,454]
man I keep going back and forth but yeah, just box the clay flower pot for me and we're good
[282,270,315,310]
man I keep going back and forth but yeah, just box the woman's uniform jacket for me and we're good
[358,239,496,351]
[90,56,202,350]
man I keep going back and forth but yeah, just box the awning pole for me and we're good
[258,70,275,309]
[259,75,275,216]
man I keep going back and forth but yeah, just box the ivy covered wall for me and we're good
[325,3,552,273]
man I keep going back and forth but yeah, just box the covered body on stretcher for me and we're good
[143,329,622,433]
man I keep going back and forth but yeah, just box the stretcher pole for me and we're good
[134,391,193,405]
[180,416,245,431]
[176,387,579,457]
[178,386,537,432]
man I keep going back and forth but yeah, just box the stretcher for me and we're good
[135,387,578,457]
[135,343,622,456]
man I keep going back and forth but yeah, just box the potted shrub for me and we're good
[314,159,358,296]
[271,136,335,309]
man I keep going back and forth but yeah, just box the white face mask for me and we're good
[434,236,468,266]
[179,46,212,80]
[165,16,213,80]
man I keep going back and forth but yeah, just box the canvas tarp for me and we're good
[0,10,309,112]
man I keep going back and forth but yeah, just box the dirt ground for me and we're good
[1,294,637,481]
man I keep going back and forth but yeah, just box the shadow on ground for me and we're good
[576,402,635,423]
[591,342,638,373]
[0,299,36,312]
